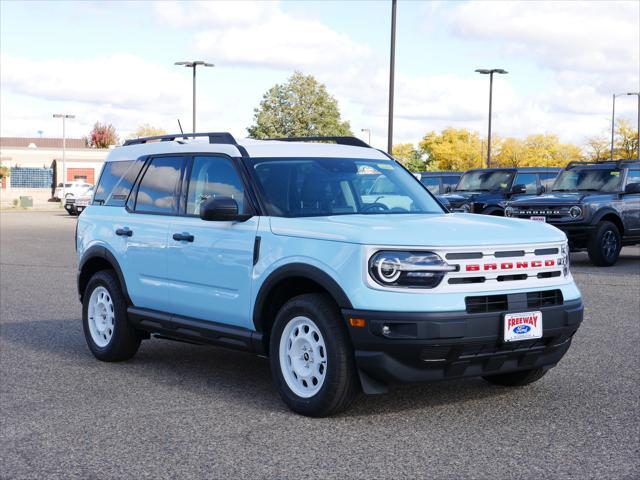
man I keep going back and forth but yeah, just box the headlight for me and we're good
[558,242,570,277]
[569,206,582,219]
[505,206,514,217]
[369,251,456,288]
[460,203,472,213]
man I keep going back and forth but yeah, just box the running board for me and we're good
[127,307,264,355]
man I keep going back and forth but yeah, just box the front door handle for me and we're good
[173,233,194,242]
[115,228,133,237]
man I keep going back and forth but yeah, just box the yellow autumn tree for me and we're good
[418,128,484,171]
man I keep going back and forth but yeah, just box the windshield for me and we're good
[552,168,622,192]
[455,170,514,192]
[248,157,443,217]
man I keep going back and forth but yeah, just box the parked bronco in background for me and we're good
[418,171,462,195]
[441,167,560,215]
[76,133,583,416]
[506,159,640,266]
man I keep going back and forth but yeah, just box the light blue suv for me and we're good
[76,133,583,416]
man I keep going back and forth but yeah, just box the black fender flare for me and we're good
[78,245,132,305]
[481,206,504,216]
[591,208,623,229]
[252,263,353,332]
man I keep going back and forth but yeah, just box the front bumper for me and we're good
[343,298,583,392]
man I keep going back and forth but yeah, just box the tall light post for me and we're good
[53,114,75,199]
[626,92,640,161]
[361,128,371,145]
[387,0,397,154]
[174,61,214,133]
[475,68,508,168]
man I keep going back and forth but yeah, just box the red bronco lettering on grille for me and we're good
[466,259,555,272]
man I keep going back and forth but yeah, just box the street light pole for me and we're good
[627,92,640,161]
[361,128,371,145]
[387,0,397,154]
[611,93,620,161]
[475,68,508,168]
[175,61,214,133]
[53,114,75,199]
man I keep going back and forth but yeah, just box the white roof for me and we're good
[105,137,390,162]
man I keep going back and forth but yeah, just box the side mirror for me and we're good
[511,184,527,195]
[537,185,546,195]
[444,186,452,194]
[624,182,640,194]
[200,197,252,222]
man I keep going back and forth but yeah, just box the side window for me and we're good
[514,173,538,193]
[134,156,184,214]
[186,156,245,215]
[442,176,460,192]
[540,172,558,191]
[93,159,144,206]
[625,169,640,186]
[420,177,440,194]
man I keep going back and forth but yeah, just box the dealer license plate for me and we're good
[504,311,543,342]
[530,216,546,222]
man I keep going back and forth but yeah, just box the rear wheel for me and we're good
[82,270,141,361]
[482,367,547,386]
[269,293,359,417]
[587,221,621,266]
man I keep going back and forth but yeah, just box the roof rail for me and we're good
[566,158,639,168]
[263,136,371,148]
[123,132,238,146]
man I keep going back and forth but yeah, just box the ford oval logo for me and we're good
[513,325,531,335]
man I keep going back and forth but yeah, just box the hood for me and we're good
[510,191,601,206]
[441,191,483,202]
[269,213,566,247]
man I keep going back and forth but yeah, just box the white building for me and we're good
[0,137,109,207]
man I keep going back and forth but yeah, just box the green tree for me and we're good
[418,128,484,171]
[88,122,118,148]
[392,143,424,172]
[129,124,167,139]
[247,71,352,139]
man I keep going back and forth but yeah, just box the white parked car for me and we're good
[54,181,92,200]
[64,186,94,215]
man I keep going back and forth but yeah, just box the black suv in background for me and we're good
[419,171,462,195]
[506,159,640,266]
[441,167,560,215]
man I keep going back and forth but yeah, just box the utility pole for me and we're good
[175,61,214,133]
[475,68,508,168]
[53,114,75,199]
[387,0,397,154]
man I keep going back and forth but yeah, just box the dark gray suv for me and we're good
[506,159,640,266]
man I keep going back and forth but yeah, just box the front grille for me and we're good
[465,294,508,314]
[465,289,564,314]
[527,289,563,308]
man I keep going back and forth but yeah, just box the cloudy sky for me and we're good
[1,0,638,149]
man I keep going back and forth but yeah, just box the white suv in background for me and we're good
[54,181,92,200]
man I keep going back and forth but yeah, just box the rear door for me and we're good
[121,155,186,312]
[166,154,258,328]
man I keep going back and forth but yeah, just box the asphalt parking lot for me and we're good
[1,211,638,479]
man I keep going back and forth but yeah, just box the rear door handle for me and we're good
[173,233,194,242]
[115,228,133,237]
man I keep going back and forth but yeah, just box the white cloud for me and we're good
[447,1,639,76]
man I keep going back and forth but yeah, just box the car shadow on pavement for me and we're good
[2,318,514,417]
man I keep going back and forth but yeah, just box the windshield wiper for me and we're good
[552,189,575,192]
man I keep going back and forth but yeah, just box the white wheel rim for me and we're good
[279,316,327,398]
[87,286,115,348]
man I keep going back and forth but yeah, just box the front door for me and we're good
[121,155,186,312]
[167,155,258,328]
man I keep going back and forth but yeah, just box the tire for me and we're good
[482,367,547,386]
[269,293,359,417]
[82,270,141,362]
[587,221,621,266]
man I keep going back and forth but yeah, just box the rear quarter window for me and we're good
[93,159,145,206]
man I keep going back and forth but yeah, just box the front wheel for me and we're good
[82,270,141,361]
[269,293,359,417]
[587,221,621,266]
[482,367,547,386]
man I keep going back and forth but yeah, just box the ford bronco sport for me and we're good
[76,133,583,417]
[441,167,560,215]
[506,159,640,266]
